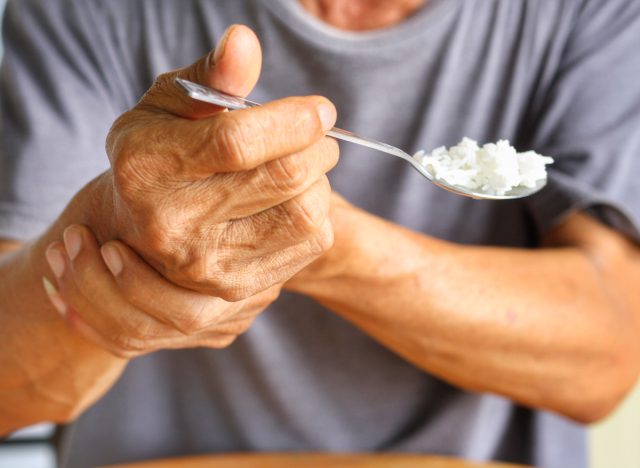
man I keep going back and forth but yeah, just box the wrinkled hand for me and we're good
[44,224,281,358]
[284,192,355,290]
[99,25,339,301]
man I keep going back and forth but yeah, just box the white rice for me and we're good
[413,137,554,196]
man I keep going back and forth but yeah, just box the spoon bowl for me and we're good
[175,78,547,200]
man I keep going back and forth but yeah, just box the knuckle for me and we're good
[125,221,172,268]
[111,137,145,198]
[123,316,156,342]
[137,214,187,269]
[108,347,140,360]
[311,221,334,255]
[106,112,132,158]
[175,257,249,302]
[177,255,216,289]
[208,269,261,302]
[153,71,174,88]
[287,192,329,237]
[110,126,173,199]
[144,224,174,259]
[178,309,212,335]
[207,334,237,349]
[217,286,254,303]
[263,155,309,195]
[176,240,258,301]
[263,286,281,304]
[219,318,254,336]
[110,334,147,358]
[140,72,173,103]
[307,218,334,258]
[213,117,252,171]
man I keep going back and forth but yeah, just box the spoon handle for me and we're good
[174,78,410,161]
[174,78,548,200]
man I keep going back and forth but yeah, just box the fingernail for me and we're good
[63,227,82,261]
[212,25,235,65]
[101,245,123,277]
[317,103,337,132]
[42,277,67,318]
[45,247,65,278]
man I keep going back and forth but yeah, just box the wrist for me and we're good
[285,200,446,302]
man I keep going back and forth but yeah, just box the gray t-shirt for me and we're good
[2,1,640,467]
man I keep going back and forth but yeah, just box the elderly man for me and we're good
[1,0,639,467]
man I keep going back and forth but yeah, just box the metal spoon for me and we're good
[175,78,546,200]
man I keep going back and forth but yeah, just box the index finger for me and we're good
[146,95,338,176]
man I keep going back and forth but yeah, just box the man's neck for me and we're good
[298,0,427,31]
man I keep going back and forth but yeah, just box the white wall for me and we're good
[590,379,640,468]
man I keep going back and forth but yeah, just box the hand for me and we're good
[44,224,280,358]
[96,24,339,300]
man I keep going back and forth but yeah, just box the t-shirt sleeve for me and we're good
[0,0,126,241]
[524,0,640,243]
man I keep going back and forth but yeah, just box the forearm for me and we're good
[287,203,640,423]
[0,174,126,434]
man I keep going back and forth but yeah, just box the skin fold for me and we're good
[1,1,639,434]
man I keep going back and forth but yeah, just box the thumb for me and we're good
[206,24,263,98]
[140,24,262,119]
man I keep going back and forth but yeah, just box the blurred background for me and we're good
[0,1,638,467]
